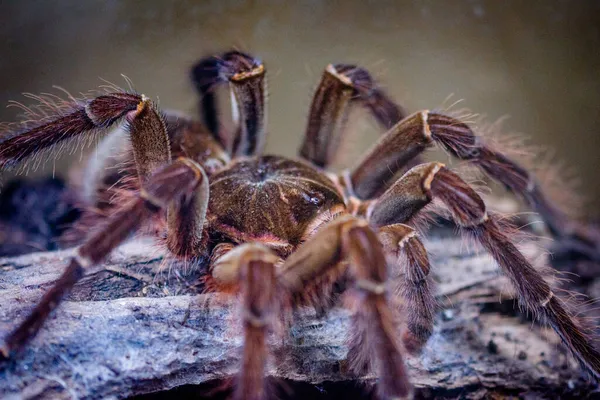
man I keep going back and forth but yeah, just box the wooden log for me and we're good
[0,231,595,399]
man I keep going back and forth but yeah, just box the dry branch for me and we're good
[0,231,596,399]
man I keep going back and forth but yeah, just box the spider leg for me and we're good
[163,114,230,175]
[427,113,597,249]
[368,162,600,378]
[208,242,237,282]
[165,158,209,258]
[346,112,432,200]
[210,243,280,400]
[279,215,412,400]
[191,51,267,157]
[379,224,435,355]
[344,110,600,261]
[0,93,139,167]
[299,64,406,168]
[0,158,206,359]
[0,94,171,185]
[83,112,229,207]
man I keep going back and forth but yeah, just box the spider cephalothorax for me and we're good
[208,155,344,255]
[0,50,599,400]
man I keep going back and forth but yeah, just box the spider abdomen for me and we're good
[208,155,344,248]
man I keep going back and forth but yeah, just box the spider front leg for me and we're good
[279,216,412,400]
[368,162,600,378]
[0,94,170,185]
[208,244,280,400]
[165,158,209,258]
[191,51,267,156]
[0,158,208,358]
[0,93,140,168]
[299,64,406,168]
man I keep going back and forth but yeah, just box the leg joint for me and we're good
[140,188,167,210]
[540,291,554,307]
[355,278,387,295]
[74,248,93,269]
[243,310,269,328]
[457,212,489,228]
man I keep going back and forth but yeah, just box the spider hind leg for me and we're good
[368,163,600,379]
[342,102,600,261]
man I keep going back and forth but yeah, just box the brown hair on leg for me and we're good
[429,167,600,378]
[279,216,412,399]
[347,112,433,200]
[214,244,279,400]
[191,51,266,157]
[379,224,436,355]
[368,162,600,378]
[125,97,172,184]
[344,223,412,400]
[0,92,142,169]
[300,64,355,168]
[300,63,407,170]
[427,112,599,260]
[343,109,599,263]
[164,158,209,259]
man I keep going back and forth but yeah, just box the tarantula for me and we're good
[0,50,599,400]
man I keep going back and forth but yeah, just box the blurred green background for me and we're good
[1,0,599,213]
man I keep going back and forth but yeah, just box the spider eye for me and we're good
[302,192,324,206]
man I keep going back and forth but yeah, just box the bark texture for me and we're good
[0,233,596,399]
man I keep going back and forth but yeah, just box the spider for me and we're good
[0,50,599,400]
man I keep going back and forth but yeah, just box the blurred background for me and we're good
[0,0,599,214]
[1,2,600,398]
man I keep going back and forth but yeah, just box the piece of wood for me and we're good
[0,232,595,399]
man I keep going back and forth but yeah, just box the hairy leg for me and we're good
[279,215,412,399]
[379,223,435,354]
[82,112,229,208]
[210,243,280,400]
[0,93,141,168]
[345,112,432,200]
[164,158,210,258]
[367,162,600,378]
[0,158,206,358]
[72,101,207,258]
[299,64,406,168]
[343,110,600,261]
[125,97,172,184]
[163,113,230,175]
[0,91,216,260]
[0,93,171,185]
[191,51,267,156]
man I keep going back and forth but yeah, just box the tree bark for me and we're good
[0,231,595,399]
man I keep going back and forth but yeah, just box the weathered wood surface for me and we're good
[0,231,596,399]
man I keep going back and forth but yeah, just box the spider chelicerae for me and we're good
[0,50,599,400]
